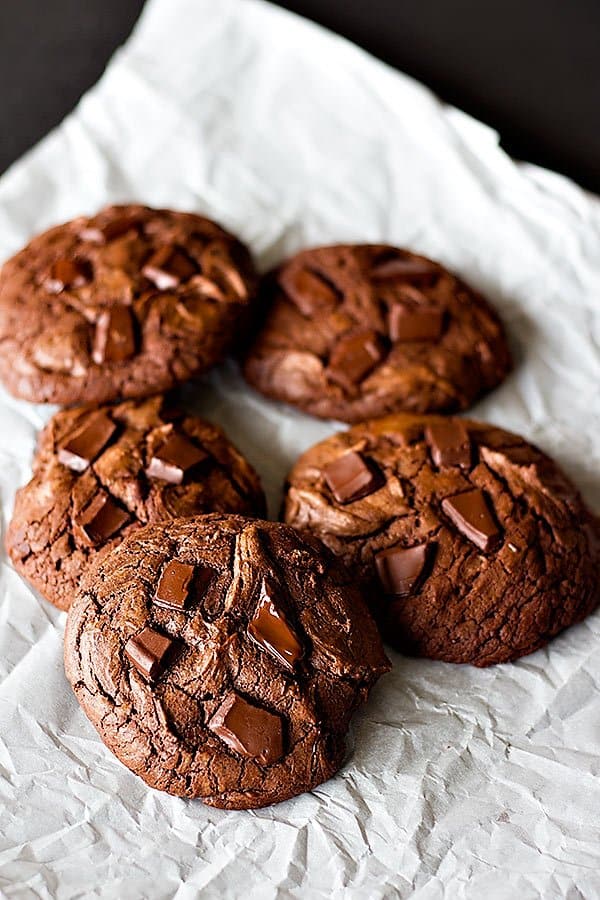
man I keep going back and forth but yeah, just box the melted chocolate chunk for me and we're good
[153,560,196,611]
[280,267,339,316]
[142,245,198,291]
[45,258,92,294]
[375,544,428,597]
[146,433,209,485]
[92,306,136,364]
[323,450,382,504]
[124,627,174,681]
[425,421,472,469]
[208,692,284,766]
[58,411,117,472]
[327,330,384,391]
[74,492,131,547]
[371,255,437,280]
[388,306,444,342]
[248,581,303,670]
[442,488,502,552]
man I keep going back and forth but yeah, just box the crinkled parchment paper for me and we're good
[1,1,599,897]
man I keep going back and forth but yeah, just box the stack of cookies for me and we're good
[2,205,599,809]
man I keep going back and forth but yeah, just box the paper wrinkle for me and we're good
[0,0,599,896]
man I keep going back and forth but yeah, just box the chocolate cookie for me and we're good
[64,514,389,808]
[283,414,600,666]
[243,245,511,422]
[0,205,257,404]
[6,395,266,610]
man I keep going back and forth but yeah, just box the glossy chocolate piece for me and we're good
[153,559,196,611]
[124,627,174,681]
[208,692,283,766]
[74,491,131,547]
[248,582,303,670]
[442,488,502,552]
[142,245,197,291]
[280,267,338,316]
[388,306,444,342]
[45,258,92,293]
[323,450,381,504]
[375,544,428,596]
[425,421,472,469]
[146,433,209,485]
[92,306,136,364]
[371,255,437,280]
[327,329,384,391]
[57,412,117,473]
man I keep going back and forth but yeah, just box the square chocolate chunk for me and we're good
[375,544,428,597]
[327,330,384,392]
[388,306,443,342]
[74,492,131,547]
[124,627,174,681]
[146,433,209,485]
[208,692,283,766]
[58,412,117,473]
[323,450,382,504]
[153,559,196,611]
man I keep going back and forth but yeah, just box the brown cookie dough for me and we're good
[64,514,390,809]
[243,245,512,422]
[6,395,266,610]
[0,204,258,404]
[283,414,600,666]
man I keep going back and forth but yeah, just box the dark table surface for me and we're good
[1,0,599,193]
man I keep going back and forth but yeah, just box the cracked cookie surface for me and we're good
[64,514,390,809]
[6,395,266,610]
[243,245,512,422]
[0,204,257,404]
[283,414,600,666]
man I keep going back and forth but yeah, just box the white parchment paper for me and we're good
[1,1,600,897]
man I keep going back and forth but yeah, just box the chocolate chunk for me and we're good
[248,581,303,670]
[74,491,131,547]
[327,329,384,391]
[425,421,472,469]
[375,544,428,597]
[208,692,283,765]
[101,214,142,242]
[323,450,381,504]
[142,245,198,291]
[92,306,136,364]
[124,627,174,681]
[371,255,437,280]
[153,559,196,611]
[58,411,117,472]
[280,267,339,316]
[45,258,92,294]
[146,433,209,484]
[442,489,502,552]
[388,306,444,342]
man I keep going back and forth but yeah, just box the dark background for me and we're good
[1,0,599,192]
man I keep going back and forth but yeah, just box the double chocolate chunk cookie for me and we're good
[244,245,511,422]
[64,514,389,808]
[0,204,257,404]
[7,395,265,610]
[283,415,600,666]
